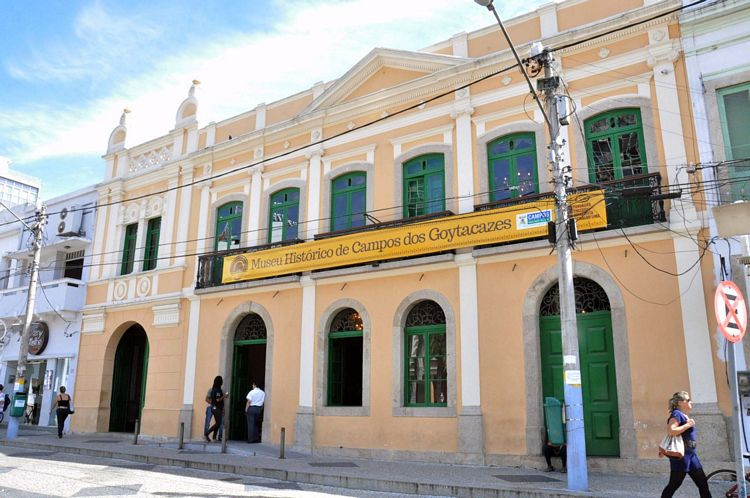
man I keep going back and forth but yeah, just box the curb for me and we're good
[0,439,599,497]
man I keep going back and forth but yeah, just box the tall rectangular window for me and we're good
[142,217,161,271]
[717,82,750,201]
[268,188,300,243]
[331,172,366,231]
[403,154,444,218]
[120,223,138,275]
[585,108,647,183]
[487,133,538,201]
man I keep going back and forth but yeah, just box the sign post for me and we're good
[716,280,748,498]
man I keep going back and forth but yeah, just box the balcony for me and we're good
[195,173,665,290]
[474,172,665,232]
[0,278,86,320]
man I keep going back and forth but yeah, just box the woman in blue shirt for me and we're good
[660,390,711,497]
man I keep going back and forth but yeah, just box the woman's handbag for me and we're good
[658,434,684,458]
[68,398,75,415]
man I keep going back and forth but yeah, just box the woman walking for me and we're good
[660,390,711,498]
[51,386,72,438]
[205,376,228,442]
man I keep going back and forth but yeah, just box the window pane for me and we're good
[406,162,423,176]
[723,89,750,161]
[408,357,425,381]
[430,334,446,355]
[617,113,637,128]
[589,117,610,134]
[350,190,366,227]
[408,334,425,360]
[332,194,348,231]
[333,177,349,191]
[230,218,242,248]
[285,204,299,240]
[409,381,425,404]
[424,155,443,172]
[490,158,511,200]
[590,138,615,182]
[490,139,510,155]
[431,380,447,404]
[618,132,644,177]
[513,136,534,151]
[406,178,424,217]
[350,174,366,187]
[270,210,284,243]
[516,154,537,196]
[425,174,444,214]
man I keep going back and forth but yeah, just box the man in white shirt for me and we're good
[245,382,265,443]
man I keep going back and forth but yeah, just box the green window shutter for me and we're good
[487,133,538,202]
[584,108,647,183]
[269,188,300,243]
[215,201,243,251]
[403,154,445,218]
[120,223,138,275]
[142,217,161,271]
[717,82,750,201]
[331,172,366,231]
[404,325,447,407]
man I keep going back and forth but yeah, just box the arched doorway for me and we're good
[229,313,267,441]
[539,278,619,456]
[109,325,149,433]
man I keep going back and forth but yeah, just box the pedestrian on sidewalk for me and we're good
[51,386,72,438]
[205,376,228,442]
[245,381,265,443]
[659,390,711,498]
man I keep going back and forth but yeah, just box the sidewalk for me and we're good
[0,425,734,497]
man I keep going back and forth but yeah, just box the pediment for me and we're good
[304,48,469,113]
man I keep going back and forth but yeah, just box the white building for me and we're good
[0,157,40,211]
[681,0,750,453]
[0,185,98,427]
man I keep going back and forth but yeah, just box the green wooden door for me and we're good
[230,344,251,441]
[109,326,149,433]
[540,311,619,456]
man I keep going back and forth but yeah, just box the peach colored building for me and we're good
[76,0,733,467]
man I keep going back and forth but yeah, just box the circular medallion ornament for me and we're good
[28,322,49,355]
[136,276,151,297]
[114,280,128,301]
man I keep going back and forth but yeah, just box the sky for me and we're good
[0,0,548,201]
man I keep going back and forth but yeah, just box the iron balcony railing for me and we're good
[196,173,665,289]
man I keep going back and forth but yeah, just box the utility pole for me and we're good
[473,0,588,490]
[6,205,46,440]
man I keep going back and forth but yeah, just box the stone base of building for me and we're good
[692,402,730,461]
[293,406,313,453]
[178,404,194,441]
[457,406,485,464]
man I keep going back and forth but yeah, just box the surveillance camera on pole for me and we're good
[474,0,588,490]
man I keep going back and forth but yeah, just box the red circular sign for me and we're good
[715,281,748,343]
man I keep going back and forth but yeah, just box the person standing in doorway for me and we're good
[245,381,265,443]
[205,376,228,442]
[51,386,72,438]
[24,388,37,424]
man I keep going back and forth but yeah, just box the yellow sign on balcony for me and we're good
[222,190,607,284]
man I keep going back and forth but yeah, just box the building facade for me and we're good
[0,186,98,427]
[0,157,40,212]
[76,0,733,465]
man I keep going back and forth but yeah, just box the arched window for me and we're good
[487,133,538,201]
[403,154,445,218]
[404,300,447,407]
[269,188,300,243]
[331,172,366,231]
[234,313,267,341]
[540,277,611,316]
[215,201,243,251]
[585,108,647,183]
[327,308,363,406]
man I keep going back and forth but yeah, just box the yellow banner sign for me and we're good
[222,190,607,283]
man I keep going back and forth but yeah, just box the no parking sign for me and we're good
[715,280,748,343]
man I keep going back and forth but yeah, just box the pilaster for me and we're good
[451,89,475,214]
[294,276,316,452]
[305,139,324,241]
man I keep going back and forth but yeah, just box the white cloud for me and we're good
[2,0,544,167]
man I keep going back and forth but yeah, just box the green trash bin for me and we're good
[544,397,565,446]
[10,393,27,418]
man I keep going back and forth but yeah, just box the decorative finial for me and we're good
[189,80,200,97]
[120,108,131,125]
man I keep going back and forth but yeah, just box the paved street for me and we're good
[0,445,449,498]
